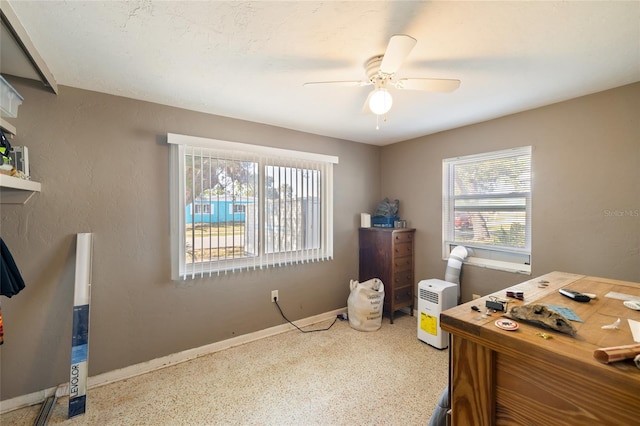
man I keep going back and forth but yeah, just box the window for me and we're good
[443,146,532,274]
[168,133,338,279]
[194,203,211,214]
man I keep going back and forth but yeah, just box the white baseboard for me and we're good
[0,307,346,414]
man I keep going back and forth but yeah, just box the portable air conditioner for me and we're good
[417,279,458,349]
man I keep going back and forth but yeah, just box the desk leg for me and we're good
[450,336,495,426]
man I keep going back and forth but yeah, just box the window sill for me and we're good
[443,256,531,275]
[444,242,531,275]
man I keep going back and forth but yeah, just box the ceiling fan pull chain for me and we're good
[376,114,380,130]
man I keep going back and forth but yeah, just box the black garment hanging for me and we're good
[1,237,26,297]
[1,237,26,344]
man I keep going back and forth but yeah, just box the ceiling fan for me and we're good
[304,35,460,128]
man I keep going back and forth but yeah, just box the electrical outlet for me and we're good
[472,293,482,300]
[271,290,279,302]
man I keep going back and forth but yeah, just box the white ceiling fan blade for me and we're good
[379,34,417,75]
[396,78,461,92]
[303,80,370,87]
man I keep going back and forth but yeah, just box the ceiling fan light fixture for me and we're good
[369,88,393,115]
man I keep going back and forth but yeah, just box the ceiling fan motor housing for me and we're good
[365,56,389,84]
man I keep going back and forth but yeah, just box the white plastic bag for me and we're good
[347,278,385,331]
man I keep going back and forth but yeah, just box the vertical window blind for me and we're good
[168,134,338,279]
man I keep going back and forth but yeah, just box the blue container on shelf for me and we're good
[372,216,399,228]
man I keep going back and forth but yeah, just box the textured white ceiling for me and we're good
[6,1,640,145]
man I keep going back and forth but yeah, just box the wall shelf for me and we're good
[0,174,41,204]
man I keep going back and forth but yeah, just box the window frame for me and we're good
[168,133,338,280]
[442,146,532,275]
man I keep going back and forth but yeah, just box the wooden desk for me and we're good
[441,272,640,425]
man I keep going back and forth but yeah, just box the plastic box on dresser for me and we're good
[371,216,399,228]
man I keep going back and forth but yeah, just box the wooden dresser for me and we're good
[441,271,640,425]
[358,227,415,324]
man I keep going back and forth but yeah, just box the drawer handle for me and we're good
[395,249,412,255]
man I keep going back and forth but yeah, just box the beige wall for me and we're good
[0,77,380,400]
[2,77,639,402]
[381,82,640,301]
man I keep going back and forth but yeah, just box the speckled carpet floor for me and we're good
[2,313,448,425]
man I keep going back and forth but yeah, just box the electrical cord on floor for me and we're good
[273,298,338,333]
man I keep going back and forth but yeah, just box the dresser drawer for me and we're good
[393,242,413,257]
[393,286,413,304]
[393,231,414,244]
[393,255,413,272]
[394,269,413,286]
